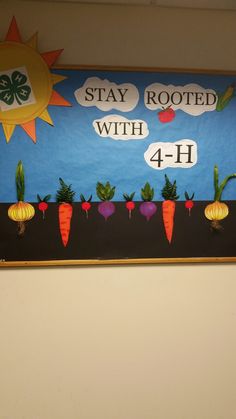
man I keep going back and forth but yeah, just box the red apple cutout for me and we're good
[158,106,176,123]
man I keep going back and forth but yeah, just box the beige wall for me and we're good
[1,1,236,418]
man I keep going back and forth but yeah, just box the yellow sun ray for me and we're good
[25,32,38,50]
[0,17,71,143]
[2,123,16,143]
[51,73,67,86]
[38,109,54,126]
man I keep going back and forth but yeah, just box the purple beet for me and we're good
[96,181,116,220]
[98,201,115,220]
[139,201,157,221]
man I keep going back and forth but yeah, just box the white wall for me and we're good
[1,2,236,418]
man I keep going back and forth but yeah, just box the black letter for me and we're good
[175,144,193,163]
[195,92,204,105]
[206,92,217,106]
[146,90,157,105]
[85,87,94,101]
[158,91,169,105]
[106,89,116,102]
[95,121,112,135]
[182,91,193,105]
[118,88,128,102]
[171,91,182,105]
[131,122,143,136]
[94,88,106,101]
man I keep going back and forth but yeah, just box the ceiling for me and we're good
[35,0,236,10]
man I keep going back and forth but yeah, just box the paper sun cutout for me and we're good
[0,17,71,143]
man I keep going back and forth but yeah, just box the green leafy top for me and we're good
[141,183,154,202]
[80,194,92,202]
[185,191,194,201]
[56,178,75,203]
[161,175,179,201]
[213,165,236,201]
[123,192,135,202]
[16,160,25,202]
[37,194,51,203]
[96,182,115,201]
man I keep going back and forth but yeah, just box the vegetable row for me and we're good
[7,161,236,247]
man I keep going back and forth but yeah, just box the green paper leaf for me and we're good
[0,75,11,91]
[16,85,31,102]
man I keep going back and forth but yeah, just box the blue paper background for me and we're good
[1,69,236,202]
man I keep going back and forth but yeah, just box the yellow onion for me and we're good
[204,166,236,230]
[8,201,35,221]
[8,161,35,236]
[8,201,35,236]
[204,201,228,230]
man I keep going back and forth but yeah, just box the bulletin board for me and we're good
[1,17,236,267]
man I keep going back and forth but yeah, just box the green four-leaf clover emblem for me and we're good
[0,71,31,106]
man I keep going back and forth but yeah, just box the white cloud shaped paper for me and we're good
[93,115,149,140]
[144,140,197,170]
[75,77,139,112]
[144,83,217,116]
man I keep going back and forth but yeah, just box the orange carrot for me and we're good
[56,178,75,247]
[161,175,179,244]
[59,203,73,247]
[162,200,175,244]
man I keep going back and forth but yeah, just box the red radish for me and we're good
[80,194,92,219]
[158,106,176,123]
[123,192,135,219]
[139,183,157,221]
[185,191,194,216]
[37,194,51,219]
[96,181,116,221]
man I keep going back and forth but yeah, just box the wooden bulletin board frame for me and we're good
[1,62,236,268]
